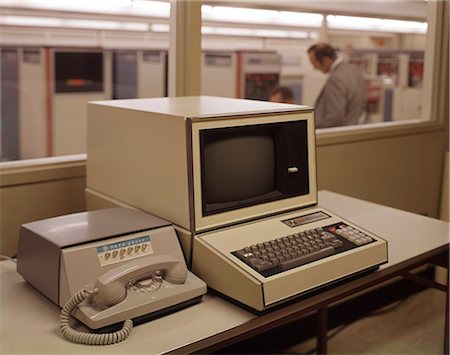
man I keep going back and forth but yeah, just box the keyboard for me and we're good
[232,223,374,277]
[192,207,388,311]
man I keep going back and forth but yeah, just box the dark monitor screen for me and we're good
[200,121,309,216]
[54,51,103,93]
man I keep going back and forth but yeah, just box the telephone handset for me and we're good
[93,255,187,309]
[60,256,189,345]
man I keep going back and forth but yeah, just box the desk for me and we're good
[1,191,448,354]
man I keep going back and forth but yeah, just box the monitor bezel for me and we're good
[189,110,317,233]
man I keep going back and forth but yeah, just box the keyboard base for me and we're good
[192,207,388,311]
[208,264,380,314]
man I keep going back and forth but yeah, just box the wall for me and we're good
[317,124,448,218]
[1,122,448,257]
[0,0,446,258]
[441,152,449,222]
[0,155,86,256]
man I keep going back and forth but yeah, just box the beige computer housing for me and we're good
[86,96,316,261]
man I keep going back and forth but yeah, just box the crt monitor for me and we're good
[200,121,310,217]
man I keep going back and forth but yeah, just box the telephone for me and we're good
[17,208,207,345]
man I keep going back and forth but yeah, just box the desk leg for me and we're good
[317,307,328,354]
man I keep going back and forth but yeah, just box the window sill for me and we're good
[316,119,446,147]
[0,154,87,187]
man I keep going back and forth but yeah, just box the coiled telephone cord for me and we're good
[60,288,133,345]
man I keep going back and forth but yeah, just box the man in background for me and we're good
[307,43,366,128]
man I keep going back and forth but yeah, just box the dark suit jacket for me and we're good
[314,61,365,128]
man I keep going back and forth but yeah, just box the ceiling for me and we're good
[203,0,428,20]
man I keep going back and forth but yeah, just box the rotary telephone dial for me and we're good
[60,256,189,345]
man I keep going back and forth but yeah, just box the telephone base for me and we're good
[75,271,207,329]
[92,295,204,334]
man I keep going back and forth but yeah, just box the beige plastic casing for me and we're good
[86,96,316,239]
[192,206,388,311]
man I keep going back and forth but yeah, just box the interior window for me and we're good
[0,1,436,161]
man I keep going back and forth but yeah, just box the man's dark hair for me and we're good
[313,44,337,63]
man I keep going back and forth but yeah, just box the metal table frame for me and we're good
[170,245,449,354]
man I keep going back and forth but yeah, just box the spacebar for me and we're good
[280,246,336,271]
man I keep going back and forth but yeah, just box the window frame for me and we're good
[316,0,448,147]
[0,1,447,166]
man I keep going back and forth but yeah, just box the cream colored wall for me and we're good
[316,124,447,218]
[0,155,86,256]
[1,123,447,257]
[440,152,449,222]
[1,0,447,260]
